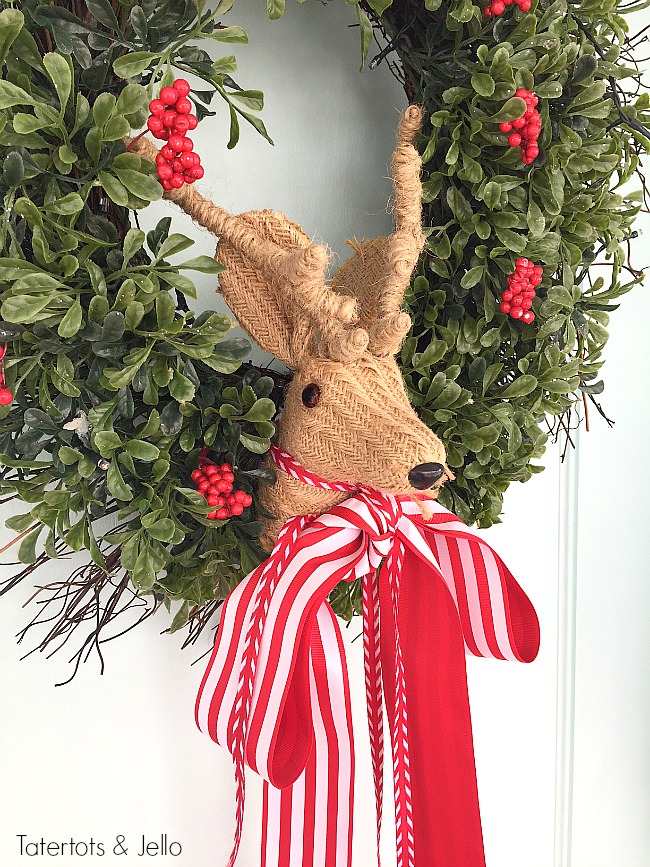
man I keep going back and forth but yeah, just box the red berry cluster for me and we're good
[484,0,531,16]
[499,258,542,324]
[146,79,204,190]
[191,456,252,521]
[0,345,13,406]
[499,89,541,165]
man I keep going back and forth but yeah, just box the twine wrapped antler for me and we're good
[129,136,368,364]
[330,105,426,357]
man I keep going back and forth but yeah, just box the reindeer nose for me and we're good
[408,462,445,490]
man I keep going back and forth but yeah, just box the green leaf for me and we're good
[0,80,39,109]
[3,151,24,187]
[116,83,148,117]
[169,369,196,402]
[122,228,145,264]
[155,234,195,260]
[501,375,538,398]
[177,256,225,274]
[86,0,120,30]
[145,518,175,542]
[133,546,156,590]
[58,300,83,337]
[98,171,130,206]
[489,97,527,123]
[267,0,286,20]
[113,52,156,79]
[107,458,133,501]
[471,73,495,97]
[208,26,248,43]
[460,266,483,289]
[124,440,160,461]
[112,167,162,202]
[356,4,373,70]
[0,9,25,69]
[239,431,271,454]
[18,526,43,564]
[43,52,72,114]
[366,0,393,12]
[169,600,190,633]
[92,92,116,128]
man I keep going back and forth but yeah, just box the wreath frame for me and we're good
[0,0,647,676]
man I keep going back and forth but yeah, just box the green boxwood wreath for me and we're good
[0,0,647,671]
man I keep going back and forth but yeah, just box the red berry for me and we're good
[234,491,246,503]
[179,152,195,168]
[191,469,203,482]
[152,129,168,140]
[521,298,533,310]
[230,503,244,516]
[168,135,184,152]
[184,174,197,184]
[170,173,184,189]
[180,137,194,153]
[508,133,522,147]
[220,463,232,472]
[492,0,505,12]
[206,465,219,477]
[519,0,531,9]
[172,158,184,172]
[227,494,237,504]
[527,145,539,158]
[484,5,493,15]
[499,121,513,133]
[242,494,253,507]
[160,86,179,105]
[173,116,190,134]
[207,494,221,507]
[175,96,192,115]
[147,116,163,133]
[198,480,210,493]
[155,153,168,166]
[215,508,229,520]
[190,165,204,179]
[161,179,173,190]
[173,78,191,97]
[516,258,528,268]
[207,510,218,519]
[149,99,165,116]
[192,153,201,165]
[157,163,173,180]
[161,145,175,160]
[534,265,543,277]
[216,480,230,493]
[522,310,535,324]
[223,472,234,483]
[510,306,524,320]
[162,109,178,127]
[499,301,512,314]
[512,117,526,130]
[187,114,198,130]
[502,290,514,302]
[511,294,524,306]
[0,387,13,405]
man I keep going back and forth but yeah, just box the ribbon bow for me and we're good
[196,446,540,867]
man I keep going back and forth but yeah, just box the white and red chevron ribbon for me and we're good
[196,446,540,866]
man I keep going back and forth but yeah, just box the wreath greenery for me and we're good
[0,0,647,671]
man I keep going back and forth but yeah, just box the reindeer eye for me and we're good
[301,384,321,408]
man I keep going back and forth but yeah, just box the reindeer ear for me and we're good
[216,210,314,367]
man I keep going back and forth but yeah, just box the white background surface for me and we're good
[1,2,648,866]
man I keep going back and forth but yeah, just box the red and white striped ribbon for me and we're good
[196,446,540,866]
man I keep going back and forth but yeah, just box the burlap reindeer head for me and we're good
[131,106,450,548]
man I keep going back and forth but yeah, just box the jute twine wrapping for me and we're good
[129,106,451,550]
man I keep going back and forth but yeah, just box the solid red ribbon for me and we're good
[196,446,540,866]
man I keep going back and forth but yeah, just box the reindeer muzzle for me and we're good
[408,462,445,489]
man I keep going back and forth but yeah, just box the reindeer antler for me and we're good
[329,105,426,358]
[128,136,368,364]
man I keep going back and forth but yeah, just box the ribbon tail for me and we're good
[262,603,354,867]
[379,550,486,867]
